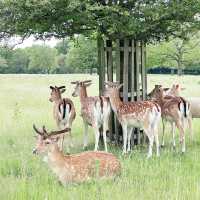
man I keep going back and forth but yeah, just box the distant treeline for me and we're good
[1,34,200,75]
[148,67,200,75]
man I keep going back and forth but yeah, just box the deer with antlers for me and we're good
[49,85,76,151]
[71,80,111,152]
[149,85,190,152]
[32,125,121,185]
[104,81,161,157]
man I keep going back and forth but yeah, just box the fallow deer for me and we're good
[151,85,190,152]
[149,84,192,147]
[104,81,161,158]
[32,125,121,185]
[49,85,76,151]
[71,80,111,152]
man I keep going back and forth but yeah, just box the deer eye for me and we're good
[45,141,50,145]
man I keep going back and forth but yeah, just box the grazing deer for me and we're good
[49,85,76,151]
[104,81,161,158]
[151,85,190,152]
[71,80,111,152]
[32,125,121,185]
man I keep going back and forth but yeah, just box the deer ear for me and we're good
[50,86,54,90]
[84,82,92,87]
[60,89,66,94]
[117,83,123,89]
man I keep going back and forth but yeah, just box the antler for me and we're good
[71,81,79,84]
[33,124,45,136]
[104,81,119,86]
[48,127,71,137]
[58,86,66,89]
[83,80,92,83]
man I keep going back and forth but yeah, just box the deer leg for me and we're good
[83,120,88,149]
[102,127,108,152]
[144,128,154,158]
[171,122,176,149]
[154,126,160,157]
[176,121,185,153]
[94,126,100,151]
[161,119,165,147]
[127,127,133,152]
[122,124,128,154]
[188,116,193,141]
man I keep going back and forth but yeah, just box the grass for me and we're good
[1,74,200,200]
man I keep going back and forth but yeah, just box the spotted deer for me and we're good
[148,84,192,147]
[151,85,190,152]
[49,86,76,151]
[104,81,161,158]
[32,125,121,185]
[71,80,111,152]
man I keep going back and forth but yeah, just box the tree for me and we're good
[26,45,57,73]
[65,36,97,73]
[8,48,29,73]
[0,1,199,42]
[55,39,69,55]
[147,33,200,75]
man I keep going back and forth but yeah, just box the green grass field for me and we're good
[1,74,200,200]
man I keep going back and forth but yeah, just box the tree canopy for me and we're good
[0,0,199,42]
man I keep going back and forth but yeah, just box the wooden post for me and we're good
[98,38,147,146]
[123,39,129,102]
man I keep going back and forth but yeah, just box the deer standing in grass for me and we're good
[71,80,111,152]
[49,86,76,151]
[32,125,121,185]
[150,85,190,152]
[104,81,161,158]
[148,84,192,148]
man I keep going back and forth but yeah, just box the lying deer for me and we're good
[32,125,121,185]
[71,80,111,152]
[151,85,190,152]
[49,86,76,151]
[104,81,161,158]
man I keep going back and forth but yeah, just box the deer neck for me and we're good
[47,145,69,174]
[79,87,88,102]
[109,91,123,114]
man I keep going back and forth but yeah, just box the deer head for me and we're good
[169,84,185,96]
[71,80,92,97]
[104,81,123,98]
[32,124,70,154]
[147,85,162,99]
[49,86,66,102]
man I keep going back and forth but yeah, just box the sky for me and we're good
[1,36,60,49]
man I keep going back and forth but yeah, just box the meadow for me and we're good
[1,74,200,200]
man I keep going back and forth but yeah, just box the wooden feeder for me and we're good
[97,38,147,145]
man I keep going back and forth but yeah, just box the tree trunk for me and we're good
[177,62,182,76]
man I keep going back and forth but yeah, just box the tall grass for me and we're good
[1,74,200,200]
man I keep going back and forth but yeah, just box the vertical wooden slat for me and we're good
[123,39,129,102]
[100,38,105,95]
[107,40,113,81]
[131,39,135,101]
[115,39,120,143]
[135,41,140,101]
[141,41,146,100]
[144,43,147,98]
[116,39,120,82]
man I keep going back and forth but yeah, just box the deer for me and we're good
[148,84,192,147]
[103,81,161,158]
[49,85,76,151]
[71,80,111,152]
[32,125,121,185]
[150,85,190,152]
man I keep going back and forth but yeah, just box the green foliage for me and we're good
[26,45,57,73]
[55,39,69,55]
[65,36,97,73]
[0,0,199,41]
